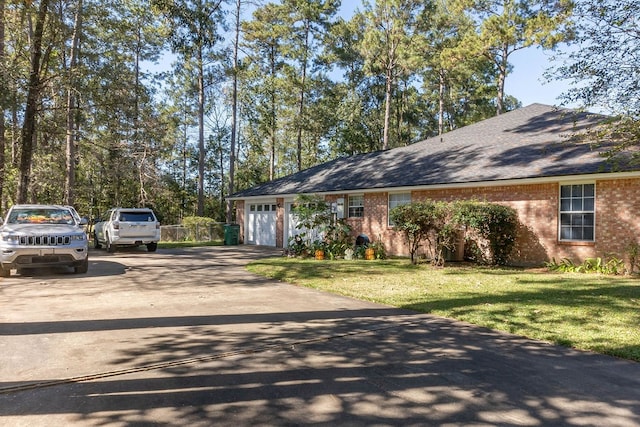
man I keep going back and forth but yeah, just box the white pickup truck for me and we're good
[93,208,160,253]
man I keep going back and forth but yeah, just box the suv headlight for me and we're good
[70,234,87,242]
[1,233,21,244]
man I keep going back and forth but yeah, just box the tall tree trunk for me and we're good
[295,20,310,172]
[268,47,276,181]
[64,0,83,206]
[496,43,508,115]
[226,0,241,223]
[218,142,224,221]
[0,0,6,209]
[134,24,145,206]
[197,46,205,216]
[18,0,49,203]
[438,69,445,136]
[11,96,18,166]
[382,64,393,151]
[138,146,148,206]
[181,100,188,220]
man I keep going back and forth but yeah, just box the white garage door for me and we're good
[247,203,277,246]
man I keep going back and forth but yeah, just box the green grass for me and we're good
[247,257,640,361]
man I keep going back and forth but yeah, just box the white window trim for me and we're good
[348,194,364,218]
[558,182,596,242]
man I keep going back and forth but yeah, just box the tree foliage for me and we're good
[0,0,600,228]
[550,0,639,115]
[360,0,430,150]
[451,200,518,265]
[453,0,573,114]
[547,0,640,167]
[390,200,450,265]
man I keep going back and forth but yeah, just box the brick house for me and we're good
[228,104,640,266]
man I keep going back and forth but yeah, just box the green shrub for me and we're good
[627,242,639,274]
[390,200,517,266]
[323,220,353,259]
[451,201,518,265]
[544,258,577,272]
[291,194,332,247]
[545,256,625,275]
[390,201,449,265]
[368,240,387,260]
[182,216,217,227]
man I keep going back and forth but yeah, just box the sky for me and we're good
[503,48,570,108]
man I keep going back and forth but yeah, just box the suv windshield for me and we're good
[7,208,76,225]
[118,212,155,222]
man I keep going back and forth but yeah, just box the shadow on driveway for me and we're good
[0,245,639,426]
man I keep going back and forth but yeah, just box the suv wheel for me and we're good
[93,232,102,249]
[0,266,10,278]
[74,257,89,274]
[147,242,158,252]
[106,235,116,253]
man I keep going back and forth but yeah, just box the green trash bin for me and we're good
[224,224,240,245]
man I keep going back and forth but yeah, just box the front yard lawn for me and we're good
[247,258,640,362]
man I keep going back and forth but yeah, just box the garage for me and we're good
[246,202,277,246]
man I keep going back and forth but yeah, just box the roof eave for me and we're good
[226,170,640,202]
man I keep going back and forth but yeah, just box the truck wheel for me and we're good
[147,242,158,252]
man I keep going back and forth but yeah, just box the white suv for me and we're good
[0,204,89,277]
[93,208,160,253]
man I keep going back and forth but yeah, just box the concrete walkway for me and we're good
[0,246,639,426]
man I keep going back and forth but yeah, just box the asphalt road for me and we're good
[1,246,639,426]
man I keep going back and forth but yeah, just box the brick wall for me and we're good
[235,177,640,266]
[334,178,640,266]
[329,193,407,253]
[276,198,284,248]
[413,184,559,265]
[236,200,245,243]
[596,179,640,265]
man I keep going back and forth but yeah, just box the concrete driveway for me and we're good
[1,246,639,426]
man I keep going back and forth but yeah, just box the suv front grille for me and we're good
[19,235,71,246]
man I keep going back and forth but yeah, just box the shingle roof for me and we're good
[231,103,627,198]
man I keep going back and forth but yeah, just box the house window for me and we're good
[388,192,411,226]
[559,183,595,241]
[348,195,364,218]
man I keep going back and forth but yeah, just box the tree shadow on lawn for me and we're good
[402,282,640,360]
